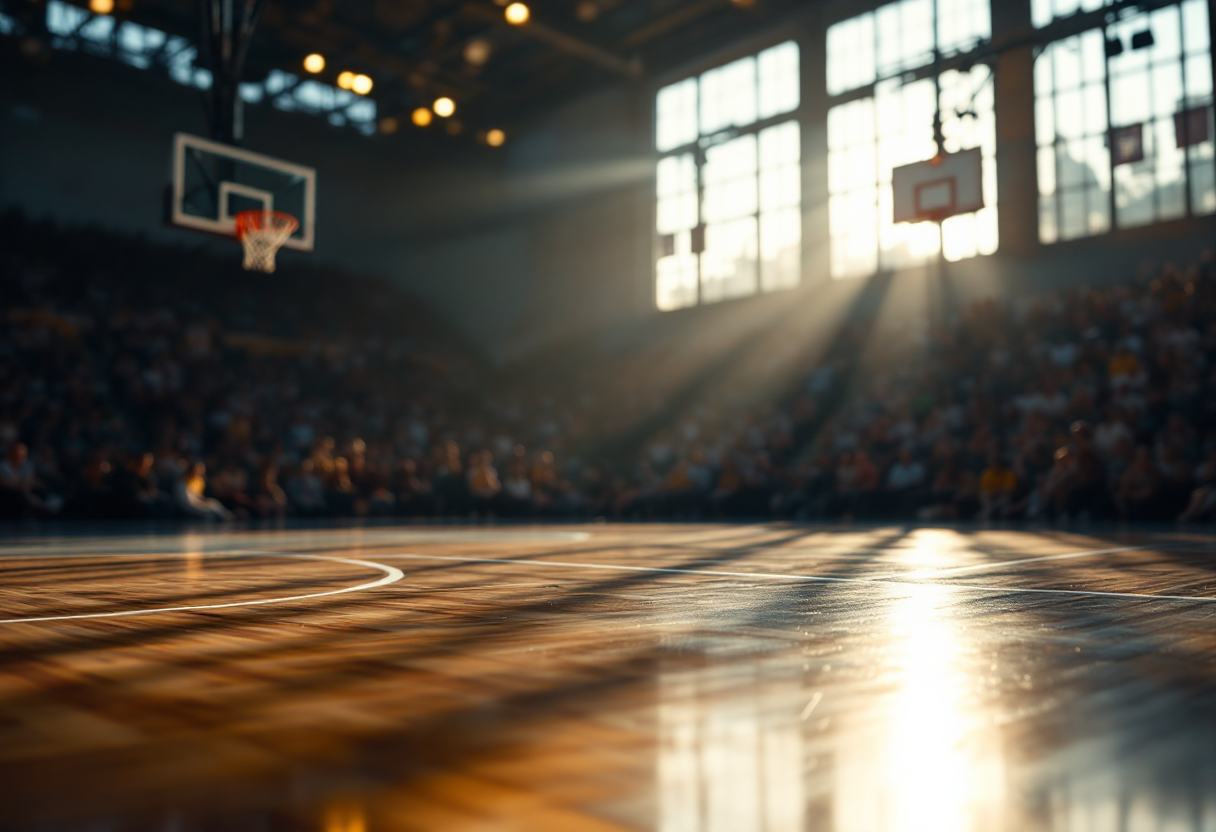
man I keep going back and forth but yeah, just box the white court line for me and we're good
[0,529,592,559]
[0,551,404,624]
[375,553,1216,603]
[871,544,1160,580]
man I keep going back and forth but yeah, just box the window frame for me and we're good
[652,40,804,312]
[1033,0,1215,245]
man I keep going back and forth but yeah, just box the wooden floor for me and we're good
[1,524,1214,831]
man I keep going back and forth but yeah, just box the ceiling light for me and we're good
[433,97,456,117]
[303,53,325,73]
[412,108,433,127]
[337,71,355,90]
[379,117,398,135]
[504,2,530,25]
[352,74,373,95]
[446,120,463,136]
[89,0,115,14]
[464,38,492,66]
[486,129,506,147]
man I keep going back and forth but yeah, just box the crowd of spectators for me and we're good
[0,211,591,523]
[618,254,1216,524]
[2,210,1213,525]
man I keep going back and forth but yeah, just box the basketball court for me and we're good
[3,0,1216,827]
[2,524,1214,830]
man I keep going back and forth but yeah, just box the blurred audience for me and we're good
[1,210,1213,524]
[612,250,1215,525]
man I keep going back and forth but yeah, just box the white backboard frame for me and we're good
[891,147,983,224]
[171,132,316,252]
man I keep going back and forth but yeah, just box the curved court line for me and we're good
[376,553,1216,603]
[0,551,405,624]
[0,529,592,559]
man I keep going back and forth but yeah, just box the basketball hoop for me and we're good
[891,148,984,225]
[234,210,299,273]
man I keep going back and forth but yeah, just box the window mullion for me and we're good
[1178,9,1192,218]
[1102,26,1117,232]
[1149,41,1158,223]
[873,14,882,273]
[695,144,705,307]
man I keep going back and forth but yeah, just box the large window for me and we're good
[1035,1,1215,243]
[1031,0,1113,30]
[825,0,997,280]
[654,42,801,311]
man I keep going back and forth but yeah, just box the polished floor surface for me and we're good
[1,524,1214,831]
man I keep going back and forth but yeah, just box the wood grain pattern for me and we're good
[1,525,1214,831]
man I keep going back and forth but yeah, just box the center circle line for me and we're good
[0,550,405,624]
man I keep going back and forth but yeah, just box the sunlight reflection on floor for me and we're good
[658,581,1008,832]
[660,656,803,832]
[882,584,1003,832]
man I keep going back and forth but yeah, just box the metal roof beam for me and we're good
[464,3,641,78]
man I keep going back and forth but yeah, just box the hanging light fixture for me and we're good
[504,2,530,25]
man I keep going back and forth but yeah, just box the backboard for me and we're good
[1110,124,1145,165]
[891,147,982,224]
[170,133,316,251]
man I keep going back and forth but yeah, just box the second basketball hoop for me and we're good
[891,147,983,224]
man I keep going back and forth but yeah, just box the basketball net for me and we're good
[234,210,299,273]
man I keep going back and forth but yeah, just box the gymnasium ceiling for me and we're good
[47,0,814,131]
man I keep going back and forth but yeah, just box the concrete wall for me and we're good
[365,85,654,362]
